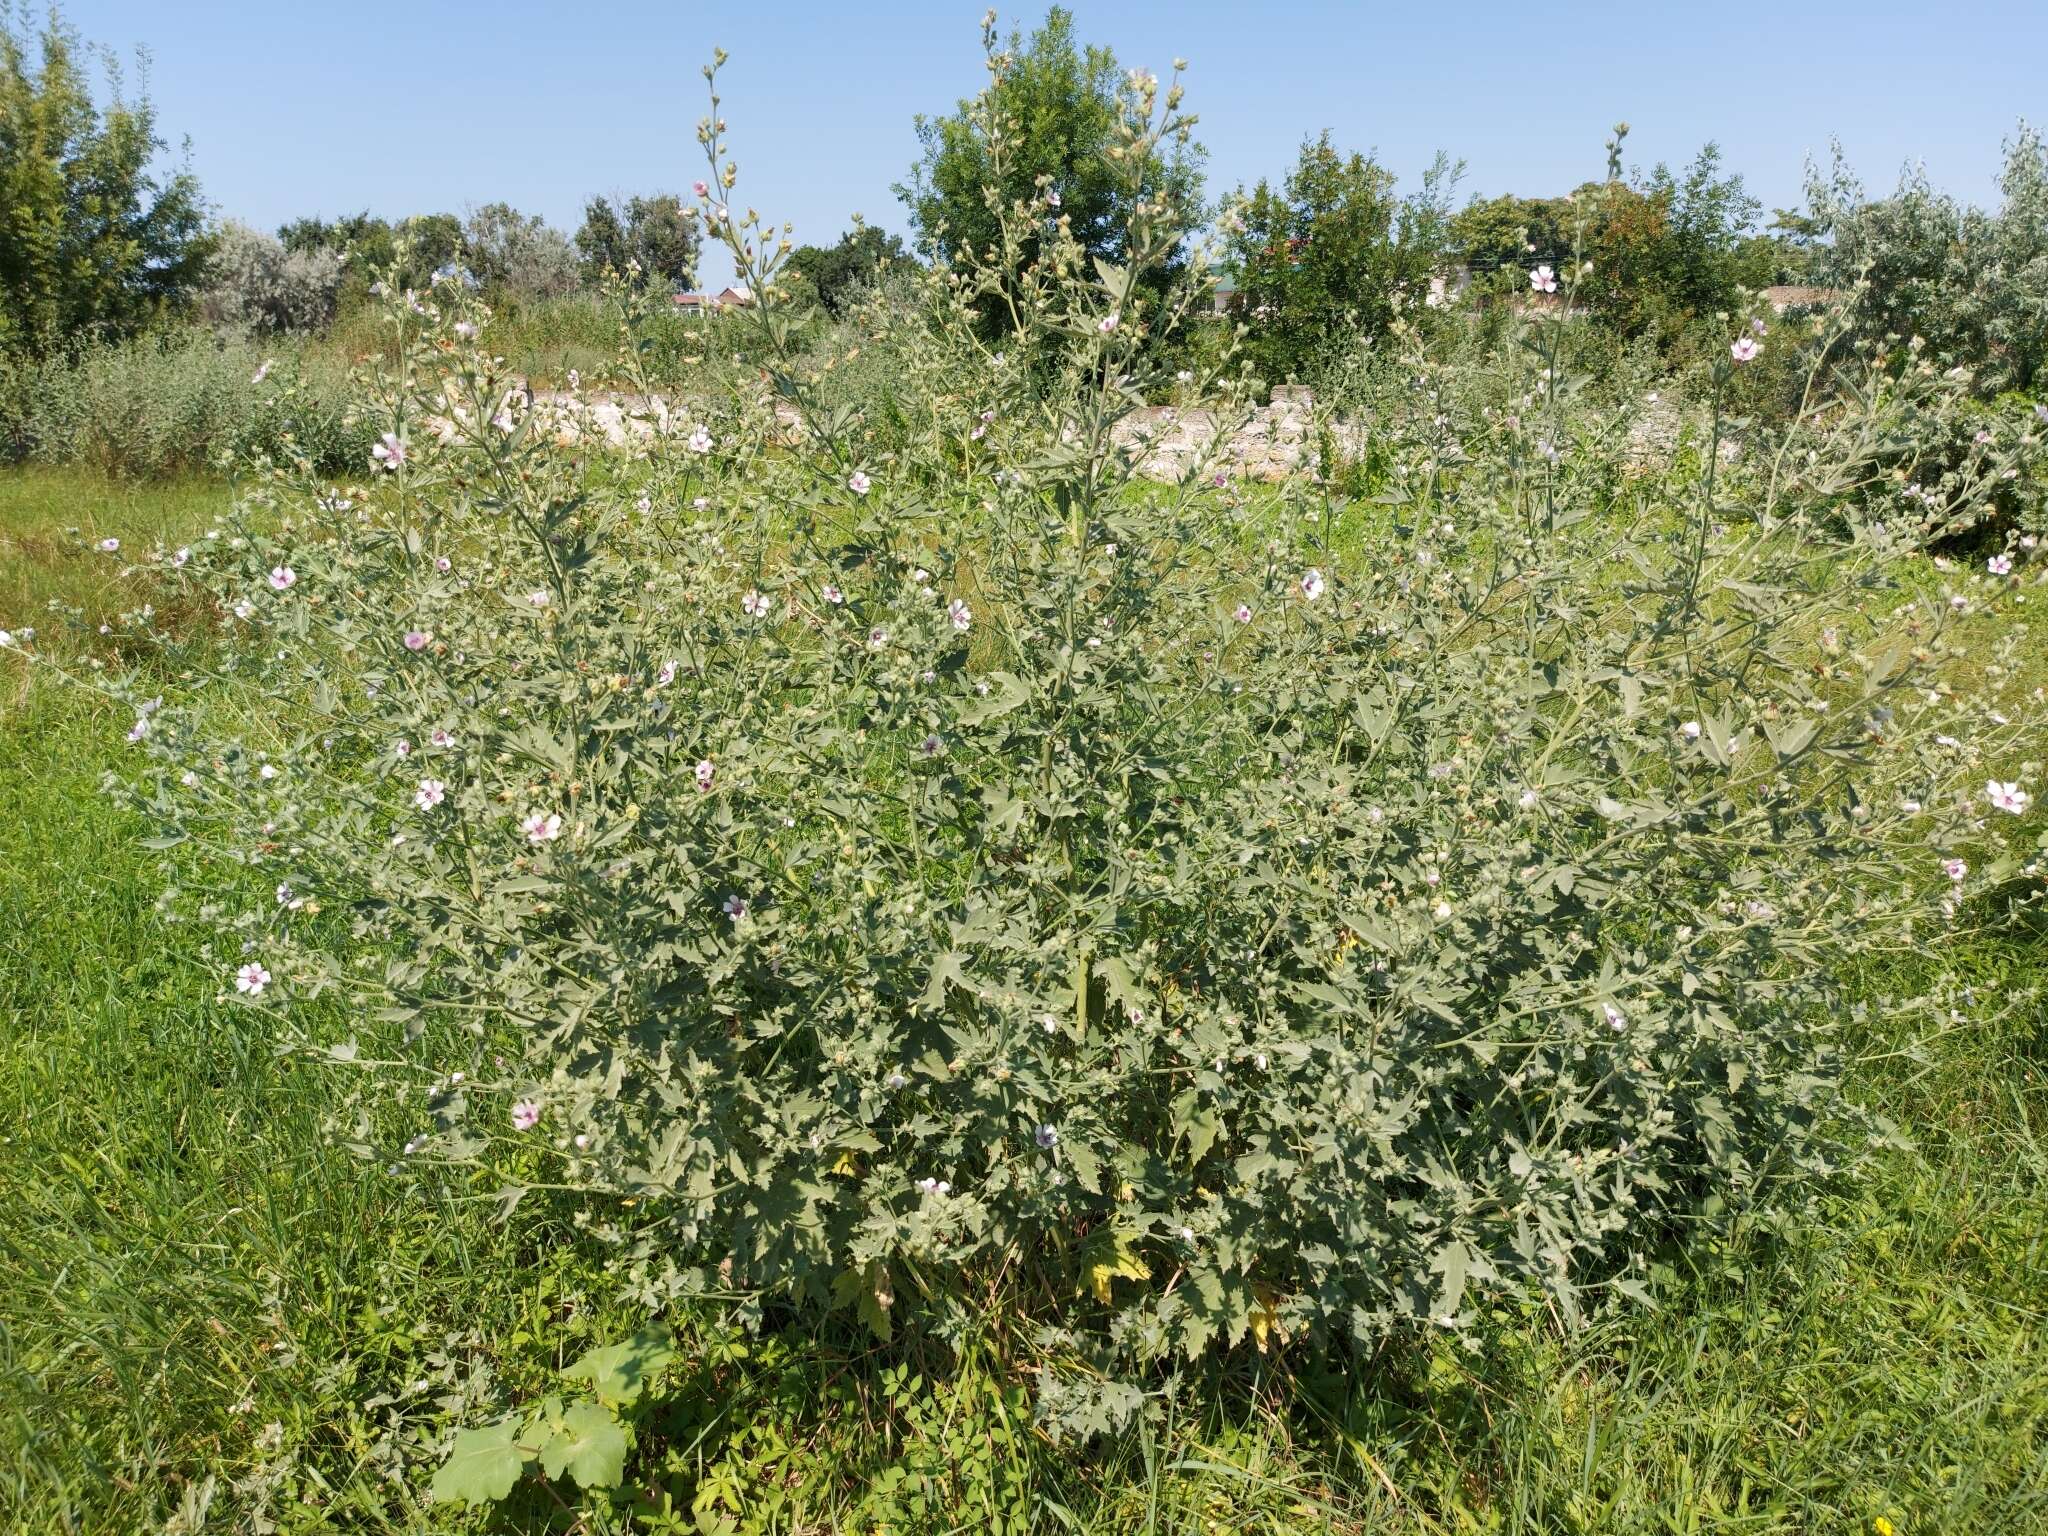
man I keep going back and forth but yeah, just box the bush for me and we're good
[37,43,2042,1447]
[198,220,343,336]
[0,329,367,478]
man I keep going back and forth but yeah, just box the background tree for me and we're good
[1225,134,1456,385]
[785,224,916,315]
[896,6,1205,326]
[197,220,341,335]
[0,5,212,355]
[574,193,700,288]
[1579,144,1760,340]
[463,202,580,301]
[1448,192,1574,275]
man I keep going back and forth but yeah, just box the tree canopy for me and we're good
[0,6,212,354]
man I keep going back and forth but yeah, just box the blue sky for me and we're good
[45,0,2048,287]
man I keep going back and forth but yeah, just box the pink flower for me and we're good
[722,893,748,919]
[848,471,871,496]
[430,727,455,748]
[1098,312,1120,334]
[947,598,972,631]
[1986,780,2032,815]
[371,433,406,470]
[741,590,771,617]
[235,962,271,996]
[1750,318,1768,336]
[435,556,452,572]
[415,778,446,810]
[1299,569,1325,602]
[693,180,710,198]
[688,426,713,454]
[1942,857,1968,882]
[268,566,296,591]
[656,661,677,686]
[1730,336,1760,363]
[403,629,431,651]
[393,738,411,758]
[1233,603,1252,623]
[1988,554,2012,575]
[510,1099,542,1131]
[695,758,715,792]
[453,320,478,340]
[97,537,120,553]
[1528,265,1557,294]
[821,583,843,604]
[522,811,562,843]
[1601,1002,1626,1031]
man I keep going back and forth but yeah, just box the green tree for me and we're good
[0,4,212,355]
[1225,134,1456,384]
[896,7,1204,322]
[574,194,700,289]
[785,224,916,315]
[1580,144,1760,340]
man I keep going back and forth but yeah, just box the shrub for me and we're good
[0,329,367,477]
[36,41,2042,1447]
[198,220,344,336]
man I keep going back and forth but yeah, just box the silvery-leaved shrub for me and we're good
[37,33,2042,1421]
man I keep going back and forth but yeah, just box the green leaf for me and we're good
[561,1324,677,1407]
[537,1401,629,1489]
[430,1417,527,1506]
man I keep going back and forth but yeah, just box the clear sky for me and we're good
[43,0,2048,287]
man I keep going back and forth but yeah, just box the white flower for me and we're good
[0,630,13,648]
[1985,780,2032,815]
[1034,1123,1059,1149]
[722,893,748,919]
[522,811,562,843]
[688,426,714,454]
[258,763,278,780]
[371,433,406,469]
[511,1099,542,1131]
[453,320,478,340]
[947,598,972,631]
[527,589,550,609]
[656,661,677,686]
[1097,312,1120,334]
[235,962,271,996]
[251,360,274,385]
[1679,720,1701,739]
[97,537,120,553]
[1299,568,1325,601]
[268,566,296,591]
[1601,1002,1627,1031]
[741,589,771,617]
[1988,554,2012,576]
[821,583,843,604]
[1528,264,1557,294]
[1730,336,1760,363]
[695,759,716,792]
[415,778,446,810]
[848,471,871,496]
[1943,857,1968,882]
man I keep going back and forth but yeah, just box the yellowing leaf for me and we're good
[1249,1286,1284,1353]
[828,1149,859,1176]
[1080,1228,1151,1305]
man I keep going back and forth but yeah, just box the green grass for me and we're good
[2,466,2043,1534]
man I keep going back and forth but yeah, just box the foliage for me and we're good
[1578,141,1762,341]
[575,192,701,289]
[197,220,343,336]
[0,2,212,356]
[784,223,918,315]
[1225,134,1457,386]
[462,201,581,301]
[276,209,465,311]
[0,328,366,477]
[20,44,2039,1468]
[1807,123,2048,396]
[897,7,1206,332]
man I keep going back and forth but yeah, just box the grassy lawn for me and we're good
[1,466,2043,1534]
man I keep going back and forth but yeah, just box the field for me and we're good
[3,463,2043,1535]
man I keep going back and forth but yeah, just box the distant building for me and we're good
[671,285,753,315]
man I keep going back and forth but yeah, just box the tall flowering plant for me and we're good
[24,27,2039,1426]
